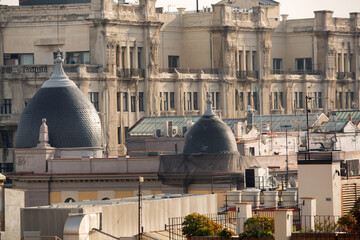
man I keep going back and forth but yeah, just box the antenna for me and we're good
[56,5,61,54]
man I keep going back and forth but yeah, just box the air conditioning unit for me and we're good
[164,121,173,137]
[170,126,178,137]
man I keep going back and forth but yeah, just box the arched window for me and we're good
[102,197,110,201]
[64,198,76,203]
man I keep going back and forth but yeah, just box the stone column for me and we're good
[301,197,316,232]
[126,43,130,71]
[340,50,344,73]
[275,209,293,240]
[235,202,252,235]
[241,48,246,72]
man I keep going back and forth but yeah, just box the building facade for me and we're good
[1,0,360,165]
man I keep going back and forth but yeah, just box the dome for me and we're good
[15,55,102,148]
[183,99,237,155]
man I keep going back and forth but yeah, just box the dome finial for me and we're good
[41,50,76,88]
[204,93,215,117]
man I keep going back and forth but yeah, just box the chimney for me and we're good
[349,113,353,122]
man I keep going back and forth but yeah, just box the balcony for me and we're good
[271,69,321,75]
[159,68,219,74]
[236,70,259,79]
[337,72,355,80]
[0,64,103,79]
[116,68,145,78]
[0,114,20,126]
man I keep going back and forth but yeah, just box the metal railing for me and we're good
[166,212,236,240]
[270,69,321,75]
[297,151,333,161]
[337,72,356,80]
[159,68,219,74]
[0,64,102,75]
[116,68,145,78]
[21,236,62,240]
[236,70,258,79]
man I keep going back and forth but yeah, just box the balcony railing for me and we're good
[0,113,20,124]
[236,70,259,79]
[271,69,321,75]
[297,151,333,161]
[0,64,103,76]
[337,72,355,80]
[116,68,145,78]
[159,68,219,74]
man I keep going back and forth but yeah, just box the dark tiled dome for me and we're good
[183,104,237,155]
[16,56,102,148]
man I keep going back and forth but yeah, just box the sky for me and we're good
[1,0,360,19]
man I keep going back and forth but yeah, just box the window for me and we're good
[130,48,134,69]
[116,46,120,68]
[273,58,282,73]
[117,92,121,112]
[0,130,12,148]
[235,91,238,111]
[211,92,215,108]
[124,127,129,140]
[350,54,354,73]
[138,48,142,69]
[249,147,255,156]
[187,92,192,111]
[346,92,350,109]
[4,53,34,65]
[65,198,76,203]
[293,92,303,109]
[1,99,12,114]
[240,92,244,110]
[117,127,121,144]
[312,92,322,109]
[168,56,179,68]
[338,92,343,109]
[252,51,256,71]
[123,92,128,112]
[252,91,258,110]
[295,58,312,72]
[238,51,242,71]
[66,51,90,64]
[53,52,64,60]
[216,92,220,110]
[160,92,163,111]
[121,47,126,69]
[272,92,283,110]
[170,92,175,109]
[139,92,144,112]
[88,92,99,111]
[164,92,169,111]
[131,96,136,112]
[193,92,198,110]
[345,92,355,109]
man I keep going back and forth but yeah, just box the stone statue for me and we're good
[37,118,51,148]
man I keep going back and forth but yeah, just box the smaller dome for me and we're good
[183,97,237,155]
[15,54,102,149]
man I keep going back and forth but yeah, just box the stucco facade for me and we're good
[1,0,360,167]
